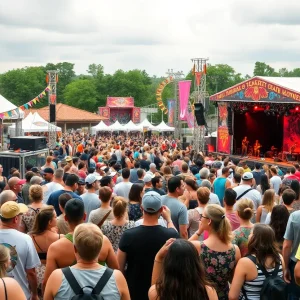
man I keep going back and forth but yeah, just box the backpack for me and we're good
[243,255,288,300]
[62,267,113,300]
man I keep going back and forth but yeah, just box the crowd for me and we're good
[1,132,300,299]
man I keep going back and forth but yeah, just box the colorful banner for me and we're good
[217,103,231,153]
[167,99,175,127]
[99,107,110,125]
[156,76,174,114]
[178,80,191,120]
[106,97,134,107]
[185,109,194,128]
[283,115,300,152]
[132,107,141,124]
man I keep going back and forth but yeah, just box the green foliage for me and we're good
[253,62,278,77]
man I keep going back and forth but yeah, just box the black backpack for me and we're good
[243,255,288,300]
[62,267,113,299]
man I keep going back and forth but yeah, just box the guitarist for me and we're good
[241,136,249,157]
[253,140,262,157]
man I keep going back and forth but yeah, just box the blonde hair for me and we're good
[197,187,210,205]
[235,167,244,176]
[262,189,275,213]
[236,198,254,220]
[0,245,9,278]
[74,223,103,261]
[29,184,43,203]
[112,197,128,218]
[205,204,232,244]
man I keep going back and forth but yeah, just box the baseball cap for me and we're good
[0,201,28,219]
[212,161,222,169]
[106,171,116,177]
[85,174,102,184]
[53,150,59,156]
[242,172,254,180]
[78,178,86,185]
[143,174,153,183]
[31,167,40,173]
[142,191,162,213]
[40,167,54,175]
[16,178,26,185]
[96,162,106,168]
[65,156,73,162]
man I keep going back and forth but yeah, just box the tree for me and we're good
[253,62,278,77]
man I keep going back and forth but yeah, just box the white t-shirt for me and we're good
[233,184,262,210]
[209,193,221,205]
[0,229,40,299]
[270,176,282,195]
[113,182,133,200]
[42,182,64,203]
[135,217,167,227]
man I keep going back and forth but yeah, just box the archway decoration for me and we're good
[156,76,174,114]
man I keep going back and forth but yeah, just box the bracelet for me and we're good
[154,259,163,263]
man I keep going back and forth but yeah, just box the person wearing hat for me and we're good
[76,178,87,196]
[8,177,26,204]
[40,167,54,186]
[143,173,154,193]
[0,201,40,299]
[118,191,179,300]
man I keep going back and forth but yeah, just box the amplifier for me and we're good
[10,136,47,151]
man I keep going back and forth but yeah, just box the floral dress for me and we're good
[128,203,143,221]
[200,243,236,300]
[232,226,252,257]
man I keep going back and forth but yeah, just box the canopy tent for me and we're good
[0,94,24,119]
[91,121,109,132]
[108,120,124,131]
[137,118,156,130]
[154,120,175,132]
[122,120,141,132]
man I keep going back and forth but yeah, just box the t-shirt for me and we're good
[161,195,188,231]
[113,182,133,200]
[232,226,252,257]
[252,170,263,186]
[47,190,82,216]
[129,169,138,183]
[270,175,282,194]
[226,212,240,231]
[42,182,64,204]
[0,229,40,299]
[88,207,114,225]
[209,193,221,205]
[119,225,179,300]
[80,192,101,222]
[233,184,262,210]
[295,244,300,260]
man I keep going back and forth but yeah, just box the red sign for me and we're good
[107,97,134,107]
[99,107,110,124]
[218,127,231,153]
[132,107,141,123]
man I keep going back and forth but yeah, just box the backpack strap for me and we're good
[236,188,253,200]
[62,267,82,295]
[92,268,113,295]
[258,261,280,278]
[242,255,258,300]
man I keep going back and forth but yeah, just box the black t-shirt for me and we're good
[139,160,150,171]
[119,225,179,300]
[252,170,263,186]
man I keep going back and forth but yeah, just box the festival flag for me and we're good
[178,80,192,120]
[0,114,4,119]
[195,72,202,86]
[203,64,207,74]
[7,111,12,117]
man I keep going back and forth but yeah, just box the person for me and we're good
[200,179,221,205]
[281,188,296,214]
[117,191,179,300]
[232,198,254,257]
[256,173,270,195]
[241,136,249,157]
[129,161,140,183]
[43,198,118,288]
[140,153,150,171]
[7,177,25,203]
[291,180,300,211]
[0,190,17,207]
[0,164,7,193]
[149,239,218,300]
[128,183,143,221]
[114,168,133,199]
[161,176,188,239]
[213,167,231,206]
[150,176,166,196]
[56,193,71,234]
[135,168,145,186]
[42,168,64,204]
[253,139,262,157]
[21,184,47,233]
[44,223,130,300]
[0,201,40,299]
[270,166,282,195]
[252,163,262,187]
[229,224,285,300]
[0,244,26,300]
[189,204,241,299]
[255,188,275,223]
[81,174,101,222]
[47,174,82,216]
[224,188,240,231]
[88,186,114,224]
[76,178,87,195]
[29,206,61,298]
[241,162,251,173]
[183,178,199,209]
[231,173,241,188]
[40,168,54,186]
[21,171,34,205]
[101,197,135,253]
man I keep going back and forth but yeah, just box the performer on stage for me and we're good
[253,140,262,157]
[241,136,249,157]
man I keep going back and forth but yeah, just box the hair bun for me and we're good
[244,208,252,212]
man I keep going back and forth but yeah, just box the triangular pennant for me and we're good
[42,91,46,96]
[19,106,25,111]
[7,111,12,117]
[192,63,196,75]
[0,113,4,119]
[24,104,29,109]
[4,112,9,117]
[33,99,37,104]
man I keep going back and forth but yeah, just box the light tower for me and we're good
[191,57,209,153]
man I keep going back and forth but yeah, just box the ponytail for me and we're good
[112,196,127,218]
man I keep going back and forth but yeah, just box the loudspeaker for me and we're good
[10,136,47,151]
[50,104,56,123]
[227,107,233,135]
[194,103,206,126]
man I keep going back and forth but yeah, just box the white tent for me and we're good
[108,120,124,131]
[154,120,175,132]
[137,118,156,130]
[122,120,141,132]
[92,121,109,132]
[0,94,24,119]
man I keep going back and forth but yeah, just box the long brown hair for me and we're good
[30,206,55,235]
[0,245,9,278]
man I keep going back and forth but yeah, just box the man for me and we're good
[100,175,115,190]
[40,167,54,185]
[22,171,35,205]
[47,174,82,216]
[70,157,79,174]
[130,161,140,183]
[149,163,157,175]
[294,163,300,180]
[135,168,145,186]
[241,136,249,157]
[150,176,166,196]
[56,193,71,234]
[30,176,43,185]
[117,191,179,300]
[81,174,101,222]
[139,153,150,171]
[0,201,40,299]
[223,188,240,231]
[252,163,263,187]
[241,161,251,173]
[161,176,188,239]
[270,166,282,195]
[76,178,87,195]
[200,179,221,205]
[43,199,118,288]
[114,168,132,199]
[143,174,153,193]
[197,167,210,186]
[0,190,17,206]
[253,140,262,157]
[282,166,299,187]
[8,177,26,204]
[172,155,183,171]
[42,168,64,203]
[213,167,231,206]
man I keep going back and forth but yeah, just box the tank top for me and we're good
[213,177,227,206]
[260,207,269,224]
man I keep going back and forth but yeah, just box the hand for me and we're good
[155,238,176,261]
[161,205,171,222]
[284,269,291,283]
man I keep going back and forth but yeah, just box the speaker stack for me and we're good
[10,136,47,151]
[194,103,206,126]
[227,106,233,135]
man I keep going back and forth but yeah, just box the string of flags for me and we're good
[0,86,50,119]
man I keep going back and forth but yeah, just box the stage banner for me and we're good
[167,99,175,127]
[178,80,191,120]
[106,97,134,107]
[99,107,110,125]
[217,103,231,154]
[132,107,141,124]
[283,115,300,152]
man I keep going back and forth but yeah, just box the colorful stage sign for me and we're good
[217,103,231,153]
[132,107,141,124]
[210,77,300,103]
[283,115,300,152]
[167,99,175,127]
[156,77,174,114]
[106,97,134,107]
[99,107,110,125]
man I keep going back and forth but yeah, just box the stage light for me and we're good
[296,107,299,111]
[254,106,258,110]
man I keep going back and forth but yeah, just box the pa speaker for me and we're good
[194,103,206,126]
[10,136,47,151]
[227,106,233,135]
[50,104,56,123]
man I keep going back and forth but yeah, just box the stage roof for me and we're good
[209,76,300,103]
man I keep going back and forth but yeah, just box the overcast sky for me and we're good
[0,0,299,77]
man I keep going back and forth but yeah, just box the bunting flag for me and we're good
[195,72,202,86]
[0,85,50,119]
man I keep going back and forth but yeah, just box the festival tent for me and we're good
[108,120,124,131]
[91,121,109,132]
[154,121,175,132]
[137,118,156,130]
[122,120,142,132]
[0,94,24,119]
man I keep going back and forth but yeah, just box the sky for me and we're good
[0,0,300,77]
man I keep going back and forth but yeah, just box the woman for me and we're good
[291,180,300,211]
[269,205,289,252]
[232,198,254,257]
[101,197,135,253]
[128,184,143,221]
[229,224,285,300]
[0,165,7,193]
[149,239,218,300]
[262,164,272,178]
[256,174,270,195]
[44,223,130,299]
[22,185,46,233]
[162,166,173,192]
[256,189,275,223]
[189,204,241,300]
[183,178,199,209]
[29,206,61,298]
